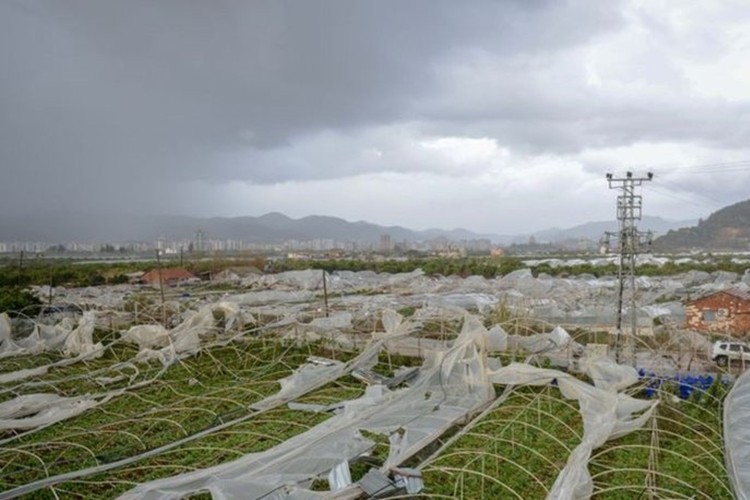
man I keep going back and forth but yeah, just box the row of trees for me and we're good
[0,261,143,289]
[1,254,748,292]
[271,255,750,279]
[270,256,528,278]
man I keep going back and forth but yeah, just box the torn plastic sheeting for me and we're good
[119,422,378,499]
[326,270,377,292]
[410,293,498,314]
[379,337,447,358]
[0,313,12,342]
[392,467,424,495]
[581,355,640,392]
[251,358,346,412]
[376,318,495,467]
[0,347,112,387]
[486,325,508,352]
[64,311,103,358]
[135,345,179,367]
[0,366,50,384]
[9,327,50,357]
[328,460,352,491]
[287,402,343,413]
[119,313,495,499]
[122,324,170,350]
[381,309,407,336]
[412,305,467,322]
[265,269,326,290]
[353,367,419,389]
[211,301,246,332]
[489,363,657,499]
[233,290,317,306]
[0,312,24,358]
[505,326,580,355]
[383,269,425,289]
[252,309,413,412]
[309,312,353,331]
[0,393,102,431]
[35,317,76,349]
[724,366,750,500]
[128,303,245,366]
[359,468,402,497]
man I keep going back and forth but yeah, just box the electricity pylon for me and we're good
[601,171,653,365]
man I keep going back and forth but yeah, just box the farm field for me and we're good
[0,267,742,498]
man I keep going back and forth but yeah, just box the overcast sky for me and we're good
[2,0,750,235]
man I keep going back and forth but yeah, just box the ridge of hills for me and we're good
[0,212,510,244]
[530,215,696,243]
[654,199,750,251]
[0,211,701,247]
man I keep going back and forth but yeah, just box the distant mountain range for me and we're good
[654,199,750,250]
[0,211,696,246]
[0,212,508,244]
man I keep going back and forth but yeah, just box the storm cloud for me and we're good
[1,0,749,233]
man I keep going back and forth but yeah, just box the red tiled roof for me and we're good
[141,268,195,283]
[691,287,750,303]
[724,288,750,302]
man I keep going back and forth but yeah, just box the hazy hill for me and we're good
[654,199,750,250]
[0,211,703,247]
[531,216,696,243]
[0,212,512,244]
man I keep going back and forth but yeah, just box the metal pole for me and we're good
[156,250,166,326]
[17,250,24,286]
[48,273,53,309]
[603,171,653,366]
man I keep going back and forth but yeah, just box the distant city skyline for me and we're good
[0,209,696,254]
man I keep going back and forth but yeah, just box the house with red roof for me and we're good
[686,288,750,337]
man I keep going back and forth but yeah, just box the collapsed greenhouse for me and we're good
[0,267,748,499]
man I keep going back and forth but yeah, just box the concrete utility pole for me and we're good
[602,171,653,365]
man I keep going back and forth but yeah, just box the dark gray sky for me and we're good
[2,0,750,234]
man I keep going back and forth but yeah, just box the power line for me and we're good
[643,185,712,210]
[643,183,721,211]
[654,176,740,208]
[657,159,750,175]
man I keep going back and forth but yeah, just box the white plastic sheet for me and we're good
[0,393,101,431]
[119,312,495,499]
[63,311,103,357]
[488,362,657,499]
[125,302,246,366]
[724,367,750,499]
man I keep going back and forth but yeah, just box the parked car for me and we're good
[711,341,750,367]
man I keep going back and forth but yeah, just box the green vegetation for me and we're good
[422,381,730,499]
[0,260,146,288]
[270,256,528,278]
[656,199,750,250]
[0,336,359,497]
[0,251,749,299]
[0,254,265,289]
[0,286,42,317]
[590,383,730,498]
[423,386,584,498]
[269,255,750,279]
[0,252,742,498]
